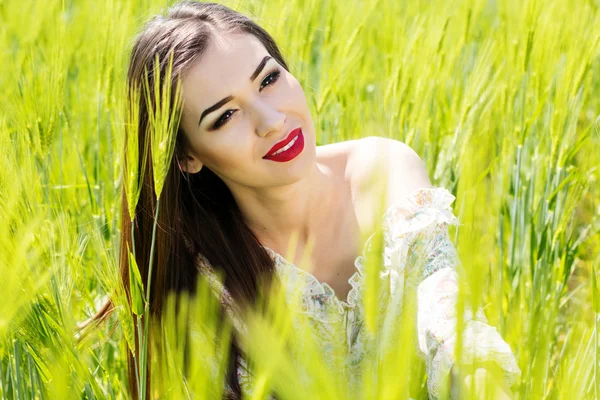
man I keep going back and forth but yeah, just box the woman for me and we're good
[110,1,520,398]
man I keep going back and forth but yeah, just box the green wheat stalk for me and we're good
[135,50,183,400]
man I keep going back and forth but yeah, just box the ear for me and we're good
[179,153,203,174]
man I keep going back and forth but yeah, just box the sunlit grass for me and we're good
[1,0,599,398]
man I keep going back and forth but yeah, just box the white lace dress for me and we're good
[199,187,521,399]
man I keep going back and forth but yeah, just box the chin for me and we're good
[270,143,315,182]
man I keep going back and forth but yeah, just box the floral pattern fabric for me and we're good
[199,187,521,399]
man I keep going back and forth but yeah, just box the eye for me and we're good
[260,69,281,91]
[210,69,282,131]
[212,109,237,130]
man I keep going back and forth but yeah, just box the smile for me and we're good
[262,128,304,162]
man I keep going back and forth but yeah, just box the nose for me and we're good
[253,100,286,137]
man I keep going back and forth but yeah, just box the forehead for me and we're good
[182,32,270,106]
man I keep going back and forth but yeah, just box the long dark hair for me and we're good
[93,2,289,398]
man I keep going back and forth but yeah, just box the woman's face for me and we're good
[179,32,316,189]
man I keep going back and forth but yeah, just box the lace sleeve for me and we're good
[415,223,521,398]
[383,188,521,399]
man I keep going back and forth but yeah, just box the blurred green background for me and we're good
[0,0,599,398]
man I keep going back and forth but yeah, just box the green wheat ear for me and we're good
[127,246,145,316]
[123,82,147,222]
[143,52,184,200]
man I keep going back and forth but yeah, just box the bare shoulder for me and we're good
[316,139,358,175]
[316,136,434,233]
[347,136,433,216]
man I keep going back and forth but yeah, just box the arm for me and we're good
[367,137,520,399]
[411,212,520,399]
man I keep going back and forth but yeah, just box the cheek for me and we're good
[280,74,310,111]
[209,133,255,168]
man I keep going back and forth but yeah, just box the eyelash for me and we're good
[212,69,282,130]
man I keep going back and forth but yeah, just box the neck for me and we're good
[230,161,347,258]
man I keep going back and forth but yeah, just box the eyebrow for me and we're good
[198,55,272,127]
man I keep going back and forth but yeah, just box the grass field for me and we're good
[1,0,599,398]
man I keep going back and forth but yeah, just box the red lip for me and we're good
[263,128,302,158]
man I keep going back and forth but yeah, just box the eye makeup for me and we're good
[209,68,282,131]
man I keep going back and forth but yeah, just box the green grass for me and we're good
[1,0,599,398]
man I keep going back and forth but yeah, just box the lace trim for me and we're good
[262,246,364,322]
[263,186,457,321]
